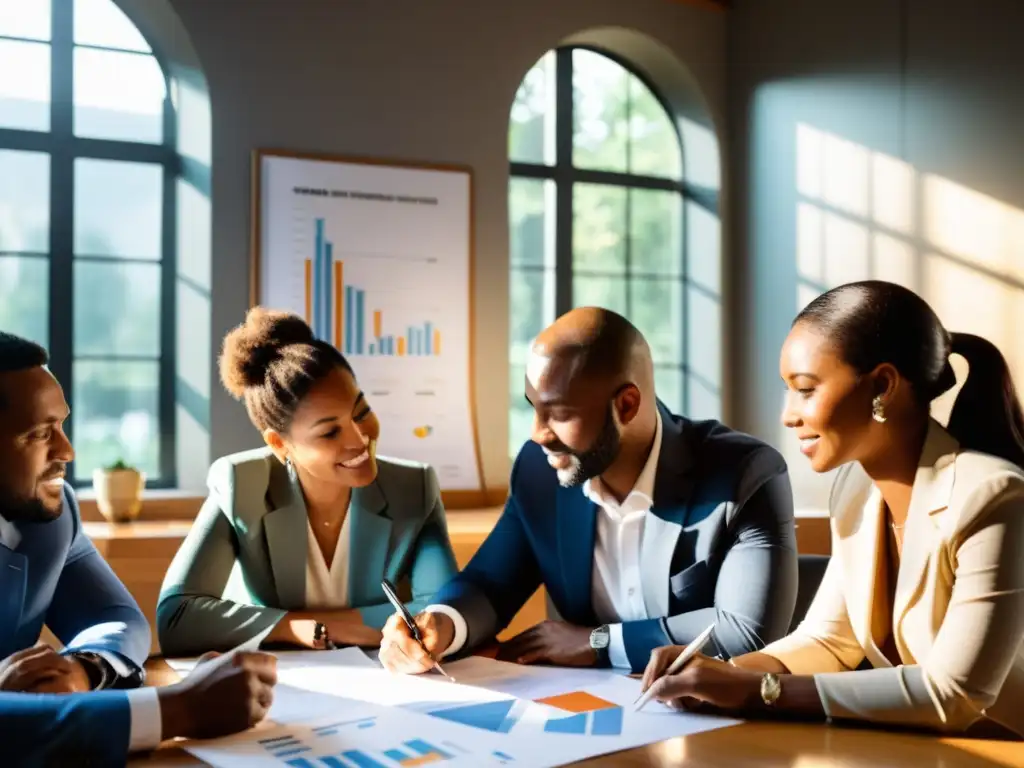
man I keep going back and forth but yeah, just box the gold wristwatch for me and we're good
[760,672,782,707]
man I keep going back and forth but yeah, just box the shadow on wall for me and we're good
[786,122,1022,510]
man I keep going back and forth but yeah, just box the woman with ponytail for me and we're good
[636,280,1024,737]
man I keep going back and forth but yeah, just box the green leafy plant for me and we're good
[104,458,137,472]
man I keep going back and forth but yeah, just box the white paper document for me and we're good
[182,648,741,767]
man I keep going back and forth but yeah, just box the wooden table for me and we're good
[134,659,1024,767]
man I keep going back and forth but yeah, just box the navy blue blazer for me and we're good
[0,690,131,766]
[433,404,799,671]
[0,485,150,672]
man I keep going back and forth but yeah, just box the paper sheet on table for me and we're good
[185,648,741,768]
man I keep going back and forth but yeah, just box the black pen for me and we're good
[381,578,455,682]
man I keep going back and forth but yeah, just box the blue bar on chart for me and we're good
[544,713,588,734]
[284,759,316,768]
[368,342,376,355]
[407,739,453,758]
[591,707,624,736]
[341,750,388,768]
[313,219,324,339]
[318,758,346,768]
[345,286,354,354]
[424,322,433,354]
[321,241,333,340]
[355,289,365,354]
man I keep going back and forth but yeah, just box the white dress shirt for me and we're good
[305,513,352,609]
[430,414,664,669]
[0,511,163,752]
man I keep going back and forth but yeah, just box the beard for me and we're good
[0,478,65,525]
[550,404,622,488]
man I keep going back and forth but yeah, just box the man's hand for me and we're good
[497,621,598,667]
[379,612,455,675]
[0,644,75,692]
[639,645,759,713]
[23,656,91,694]
[158,651,278,741]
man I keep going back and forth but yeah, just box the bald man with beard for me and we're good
[380,308,798,673]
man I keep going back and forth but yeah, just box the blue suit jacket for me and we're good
[0,690,131,766]
[0,485,151,672]
[433,405,799,671]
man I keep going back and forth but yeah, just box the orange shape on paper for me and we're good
[535,691,618,713]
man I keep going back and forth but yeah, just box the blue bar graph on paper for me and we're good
[314,219,324,339]
[425,322,432,354]
[383,749,407,762]
[493,751,516,763]
[368,343,375,355]
[345,285,354,354]
[319,759,346,768]
[355,289,365,354]
[341,750,388,768]
[407,739,452,758]
[322,241,333,341]
[545,713,588,734]
[285,759,315,768]
[592,707,624,736]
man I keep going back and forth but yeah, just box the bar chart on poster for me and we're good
[255,152,482,490]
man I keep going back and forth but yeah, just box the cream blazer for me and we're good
[762,419,1024,735]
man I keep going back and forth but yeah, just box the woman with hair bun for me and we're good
[637,280,1024,737]
[156,308,458,656]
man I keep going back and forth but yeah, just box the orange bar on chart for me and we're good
[373,310,382,339]
[397,337,406,356]
[535,691,617,713]
[433,329,441,355]
[334,261,343,349]
[304,260,312,325]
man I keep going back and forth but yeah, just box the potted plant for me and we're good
[93,459,145,523]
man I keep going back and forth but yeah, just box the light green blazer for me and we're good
[156,447,458,656]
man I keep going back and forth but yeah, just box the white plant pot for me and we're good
[92,468,145,523]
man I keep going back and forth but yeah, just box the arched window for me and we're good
[0,0,176,486]
[509,47,710,458]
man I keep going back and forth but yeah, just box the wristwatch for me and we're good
[68,651,114,691]
[589,625,611,667]
[760,672,782,707]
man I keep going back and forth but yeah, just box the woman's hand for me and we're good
[640,645,763,713]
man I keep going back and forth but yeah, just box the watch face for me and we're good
[590,627,610,650]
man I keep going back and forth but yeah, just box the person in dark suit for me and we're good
[380,308,798,673]
[0,331,278,763]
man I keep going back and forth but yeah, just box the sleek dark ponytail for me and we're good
[796,280,1024,468]
[945,332,1024,467]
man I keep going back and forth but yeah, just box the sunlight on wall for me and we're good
[790,122,1024,511]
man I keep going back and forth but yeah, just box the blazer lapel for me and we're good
[894,421,958,652]
[557,486,597,623]
[838,475,889,668]
[263,462,309,610]
[0,545,27,656]
[346,481,392,607]
[642,412,693,617]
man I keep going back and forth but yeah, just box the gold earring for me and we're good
[872,395,887,423]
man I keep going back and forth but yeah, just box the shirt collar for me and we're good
[583,411,663,511]
[0,511,19,551]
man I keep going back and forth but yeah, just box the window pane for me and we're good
[510,268,553,365]
[73,360,159,481]
[654,366,683,416]
[687,286,721,389]
[686,201,720,294]
[74,0,151,52]
[0,0,51,40]
[509,51,555,165]
[74,260,160,356]
[628,75,682,179]
[629,277,683,365]
[0,149,49,252]
[630,189,682,276]
[509,362,534,459]
[572,49,628,173]
[0,39,49,131]
[74,48,165,143]
[75,158,163,259]
[687,374,722,421]
[573,183,626,273]
[573,275,626,316]
[509,177,555,268]
[0,255,47,346]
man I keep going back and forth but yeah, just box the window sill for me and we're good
[76,488,204,524]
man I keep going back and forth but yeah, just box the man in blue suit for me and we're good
[381,308,798,673]
[0,331,278,763]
